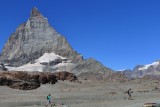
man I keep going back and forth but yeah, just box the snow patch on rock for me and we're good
[35,53,66,64]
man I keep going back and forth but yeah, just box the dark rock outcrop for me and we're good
[10,81,40,90]
[0,71,78,90]
[0,63,7,71]
[54,71,78,82]
[0,76,12,86]
[39,72,57,84]
[0,71,41,90]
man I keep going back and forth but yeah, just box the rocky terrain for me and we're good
[0,71,78,90]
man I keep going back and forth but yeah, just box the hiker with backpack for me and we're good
[46,94,52,107]
[127,88,132,99]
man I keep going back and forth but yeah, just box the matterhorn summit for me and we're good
[0,7,82,67]
[30,7,44,17]
[0,7,112,75]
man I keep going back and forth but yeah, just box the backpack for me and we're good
[47,96,49,100]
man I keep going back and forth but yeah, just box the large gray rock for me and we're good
[0,7,82,67]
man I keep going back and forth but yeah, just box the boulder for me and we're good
[54,71,78,82]
[39,72,57,84]
[0,76,12,86]
[10,81,40,90]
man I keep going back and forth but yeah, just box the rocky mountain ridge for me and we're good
[0,8,160,81]
[118,61,160,78]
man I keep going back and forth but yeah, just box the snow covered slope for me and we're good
[132,61,160,78]
[6,53,74,72]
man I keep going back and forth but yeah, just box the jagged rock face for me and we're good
[0,8,82,67]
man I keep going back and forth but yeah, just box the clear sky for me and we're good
[0,0,160,70]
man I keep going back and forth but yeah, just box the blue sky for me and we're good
[0,0,160,70]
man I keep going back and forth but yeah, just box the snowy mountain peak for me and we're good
[0,8,113,75]
[0,7,82,67]
[138,61,159,70]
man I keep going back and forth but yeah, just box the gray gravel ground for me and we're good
[0,80,160,107]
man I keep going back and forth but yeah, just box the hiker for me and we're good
[127,88,132,99]
[46,94,52,107]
